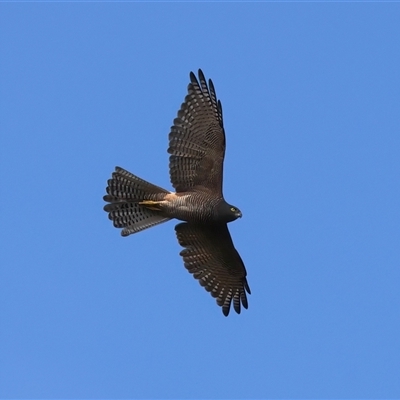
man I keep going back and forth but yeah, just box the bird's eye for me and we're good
[230,207,236,212]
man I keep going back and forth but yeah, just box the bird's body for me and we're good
[104,70,250,316]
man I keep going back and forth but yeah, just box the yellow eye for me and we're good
[230,207,236,212]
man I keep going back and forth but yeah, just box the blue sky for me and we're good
[1,3,400,398]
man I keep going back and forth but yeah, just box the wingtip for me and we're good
[198,68,205,82]
[244,279,251,294]
[190,69,207,88]
[222,306,230,317]
[189,71,198,84]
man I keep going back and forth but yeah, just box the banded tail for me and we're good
[103,167,171,236]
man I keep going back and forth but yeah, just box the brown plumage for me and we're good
[103,69,250,316]
[169,70,225,194]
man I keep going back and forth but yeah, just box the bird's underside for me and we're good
[103,69,250,316]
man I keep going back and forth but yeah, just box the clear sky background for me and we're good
[1,3,399,399]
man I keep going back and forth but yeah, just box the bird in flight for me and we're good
[103,69,250,316]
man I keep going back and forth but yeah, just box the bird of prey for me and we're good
[103,69,250,316]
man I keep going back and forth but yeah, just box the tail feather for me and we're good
[104,167,171,235]
[104,166,169,202]
[105,201,170,236]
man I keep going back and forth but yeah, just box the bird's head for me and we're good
[217,201,242,222]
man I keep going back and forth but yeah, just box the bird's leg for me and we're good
[139,200,163,211]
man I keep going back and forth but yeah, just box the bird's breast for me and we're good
[161,192,219,223]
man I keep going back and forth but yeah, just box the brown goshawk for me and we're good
[103,70,250,316]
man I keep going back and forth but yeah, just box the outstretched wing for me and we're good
[168,69,225,195]
[175,222,251,316]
